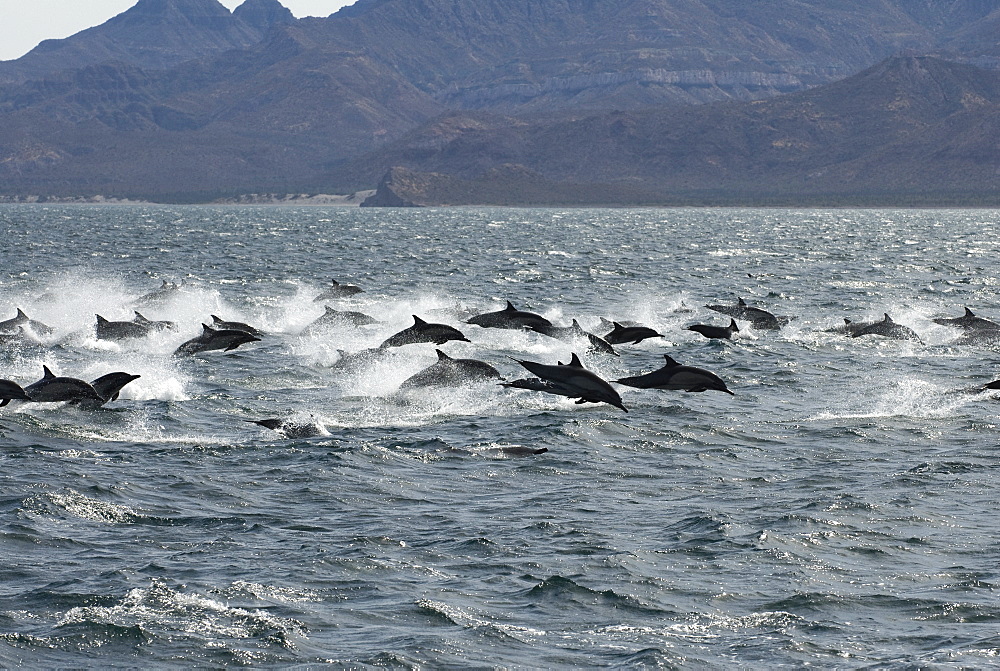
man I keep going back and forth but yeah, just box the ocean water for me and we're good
[1,205,999,668]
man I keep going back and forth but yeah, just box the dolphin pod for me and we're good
[7,276,1000,431]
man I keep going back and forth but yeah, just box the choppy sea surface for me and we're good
[1,205,1000,668]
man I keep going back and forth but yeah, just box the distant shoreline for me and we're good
[0,191,376,207]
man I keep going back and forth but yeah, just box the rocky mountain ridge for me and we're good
[0,0,997,202]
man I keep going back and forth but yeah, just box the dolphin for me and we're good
[532,319,619,356]
[249,418,327,438]
[211,315,263,337]
[957,329,1000,346]
[598,317,643,330]
[380,316,470,348]
[301,306,380,334]
[615,354,734,394]
[603,321,664,345]
[399,350,502,390]
[87,372,141,405]
[825,317,881,337]
[313,279,364,302]
[466,301,552,330]
[136,280,181,305]
[932,307,1000,332]
[331,347,394,371]
[174,324,261,355]
[0,379,31,406]
[133,311,175,330]
[706,297,789,330]
[686,319,739,340]
[850,313,920,341]
[0,308,53,336]
[96,314,151,341]
[0,367,139,407]
[0,326,38,350]
[509,353,627,412]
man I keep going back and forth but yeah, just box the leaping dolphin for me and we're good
[603,321,664,345]
[850,313,920,341]
[399,350,502,390]
[0,308,53,336]
[301,306,380,335]
[531,319,618,356]
[174,324,261,355]
[380,316,470,348]
[932,307,1000,332]
[313,279,364,302]
[1,366,140,408]
[133,311,175,330]
[96,314,151,341]
[466,301,553,330]
[211,315,263,337]
[508,353,627,412]
[825,317,881,337]
[615,354,733,395]
[136,280,181,305]
[249,418,327,438]
[706,297,789,330]
[686,319,739,340]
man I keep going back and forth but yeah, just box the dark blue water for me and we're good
[2,205,1000,667]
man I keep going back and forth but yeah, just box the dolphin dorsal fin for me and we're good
[730,319,739,331]
[883,313,893,323]
[663,354,680,367]
[96,314,109,324]
[134,311,147,321]
[324,306,337,314]
[612,321,623,330]
[202,323,215,333]
[568,353,584,368]
[17,308,28,319]
[505,301,517,311]
[436,349,451,361]
[965,307,976,317]
[844,318,852,324]
[413,315,427,326]
[738,298,747,306]
[571,319,582,330]
[42,365,55,379]
[211,315,223,323]
[331,279,340,286]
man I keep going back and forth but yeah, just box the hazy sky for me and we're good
[0,0,356,61]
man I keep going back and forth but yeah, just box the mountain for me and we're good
[0,0,293,85]
[349,57,1000,205]
[0,0,998,202]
